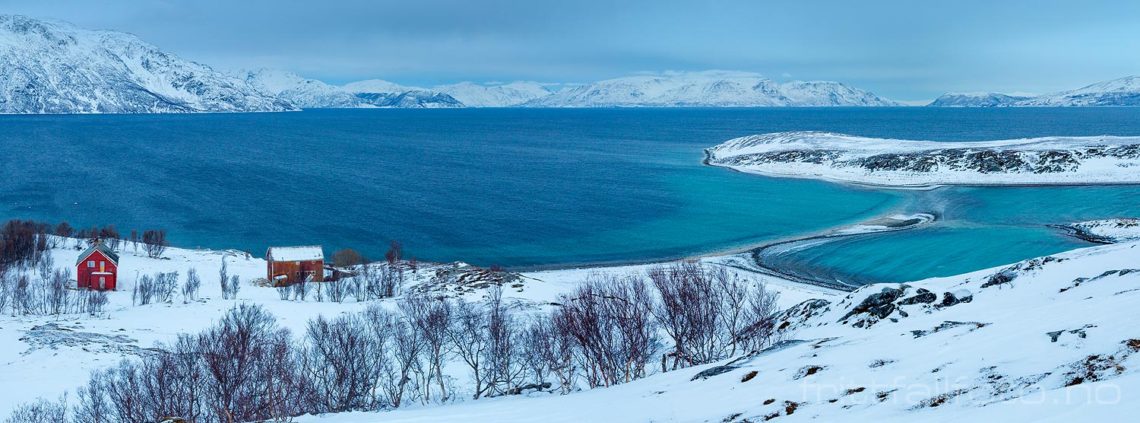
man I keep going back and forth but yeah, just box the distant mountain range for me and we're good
[524,71,899,107]
[4,14,1140,114]
[928,76,1140,107]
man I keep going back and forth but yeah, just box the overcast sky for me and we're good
[6,0,1140,100]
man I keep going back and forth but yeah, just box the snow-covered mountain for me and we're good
[929,76,1140,107]
[927,92,1032,107]
[1019,76,1140,106]
[240,69,362,109]
[705,131,1140,187]
[0,15,294,114]
[341,79,463,108]
[525,71,899,107]
[434,81,553,107]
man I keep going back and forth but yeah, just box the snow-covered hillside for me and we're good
[525,71,899,107]
[0,238,833,418]
[0,15,294,114]
[1060,218,1140,243]
[240,69,363,109]
[1021,76,1140,107]
[928,76,1140,107]
[340,79,463,108]
[298,240,1140,422]
[705,131,1140,187]
[927,93,1031,107]
[4,230,1138,421]
[434,81,552,107]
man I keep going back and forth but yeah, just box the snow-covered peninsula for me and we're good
[1058,218,1140,243]
[705,131,1140,187]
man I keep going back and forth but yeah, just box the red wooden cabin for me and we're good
[77,242,119,290]
[266,245,325,286]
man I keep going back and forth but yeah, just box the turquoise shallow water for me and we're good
[1,107,1139,282]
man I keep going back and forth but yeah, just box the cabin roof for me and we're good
[76,242,119,266]
[267,245,324,262]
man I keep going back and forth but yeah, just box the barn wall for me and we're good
[268,259,324,285]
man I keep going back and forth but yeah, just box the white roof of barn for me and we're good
[267,245,324,262]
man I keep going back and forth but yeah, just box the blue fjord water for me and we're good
[2,108,1139,283]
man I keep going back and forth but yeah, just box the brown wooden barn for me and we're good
[266,245,325,286]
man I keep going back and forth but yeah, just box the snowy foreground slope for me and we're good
[4,233,1138,421]
[299,240,1140,422]
[927,75,1140,107]
[0,15,292,114]
[705,131,1140,187]
[0,240,833,418]
[526,71,899,107]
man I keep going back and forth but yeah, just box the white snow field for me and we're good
[293,240,1140,422]
[3,232,1139,421]
[706,131,1140,187]
[1063,218,1140,243]
[0,239,833,418]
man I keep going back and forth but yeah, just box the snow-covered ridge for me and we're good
[927,92,1032,107]
[526,71,900,107]
[705,131,1140,187]
[300,240,1140,422]
[928,76,1140,107]
[0,15,294,114]
[1058,218,1140,243]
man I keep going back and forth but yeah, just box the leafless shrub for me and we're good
[292,278,309,301]
[738,281,781,353]
[648,263,778,370]
[182,268,201,303]
[327,278,349,303]
[46,268,71,315]
[447,297,489,399]
[72,371,110,423]
[218,257,229,299]
[83,289,108,316]
[134,274,155,306]
[400,293,452,403]
[385,313,424,408]
[0,273,10,315]
[155,271,179,304]
[5,395,68,423]
[555,273,658,388]
[142,229,168,258]
[484,286,523,396]
[303,314,379,412]
[228,274,241,300]
[35,253,53,282]
[198,304,295,422]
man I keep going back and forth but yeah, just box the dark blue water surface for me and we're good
[2,108,1139,281]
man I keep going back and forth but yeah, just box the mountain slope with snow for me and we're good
[928,76,1140,107]
[705,131,1140,187]
[240,69,363,109]
[300,240,1140,422]
[341,79,463,108]
[0,15,294,114]
[435,81,553,107]
[1019,76,1140,106]
[526,71,899,107]
[927,92,1031,107]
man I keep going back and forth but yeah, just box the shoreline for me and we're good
[513,211,937,293]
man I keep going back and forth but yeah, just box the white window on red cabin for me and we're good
[88,260,95,268]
